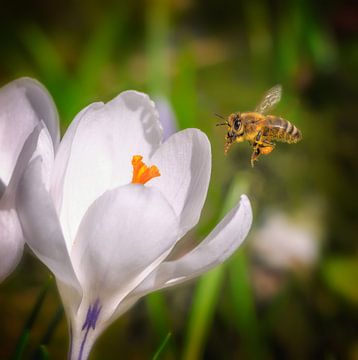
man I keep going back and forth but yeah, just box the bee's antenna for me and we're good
[214,113,228,126]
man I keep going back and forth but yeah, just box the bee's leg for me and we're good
[255,131,263,143]
[251,144,261,167]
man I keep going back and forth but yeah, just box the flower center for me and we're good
[131,155,160,184]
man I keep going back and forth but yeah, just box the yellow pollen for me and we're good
[131,155,160,184]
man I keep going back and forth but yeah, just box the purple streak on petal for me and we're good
[77,299,102,360]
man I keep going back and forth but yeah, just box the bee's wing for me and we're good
[254,84,282,114]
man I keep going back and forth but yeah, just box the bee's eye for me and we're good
[234,118,241,131]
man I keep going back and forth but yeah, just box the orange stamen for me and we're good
[131,155,160,184]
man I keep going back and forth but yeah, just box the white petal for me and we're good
[16,156,80,291]
[50,103,101,217]
[2,124,44,204]
[30,124,55,190]
[13,78,60,149]
[0,78,59,184]
[0,80,38,183]
[71,184,179,315]
[58,91,163,247]
[56,279,83,326]
[69,298,108,360]
[0,208,23,282]
[148,129,211,236]
[132,195,252,295]
[0,124,45,282]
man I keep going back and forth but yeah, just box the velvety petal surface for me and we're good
[16,156,80,291]
[0,208,23,282]
[58,91,163,247]
[0,124,46,282]
[50,103,101,218]
[13,78,60,149]
[2,123,43,203]
[148,129,211,236]
[71,184,179,315]
[130,195,252,296]
[0,80,40,184]
[0,78,59,184]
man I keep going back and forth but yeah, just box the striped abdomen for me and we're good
[264,115,302,143]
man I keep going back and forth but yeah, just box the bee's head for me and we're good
[228,112,243,134]
[216,112,244,154]
[226,112,244,144]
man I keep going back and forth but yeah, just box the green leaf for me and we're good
[182,174,251,359]
[182,266,225,360]
[228,251,266,359]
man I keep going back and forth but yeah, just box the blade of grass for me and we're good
[37,345,50,360]
[145,3,174,356]
[182,174,250,360]
[152,332,172,360]
[146,292,176,359]
[146,293,171,340]
[32,305,64,359]
[19,25,77,125]
[11,276,54,360]
[20,25,67,84]
[304,9,337,72]
[171,47,197,130]
[228,251,266,359]
[77,12,125,97]
[273,0,302,83]
[241,0,273,79]
[146,0,170,97]
[223,174,265,359]
[182,266,224,360]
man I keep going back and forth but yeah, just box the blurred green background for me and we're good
[0,0,357,359]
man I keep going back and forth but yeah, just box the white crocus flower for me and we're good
[252,211,320,271]
[0,78,59,282]
[16,90,252,360]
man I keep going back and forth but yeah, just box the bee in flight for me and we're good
[216,85,302,167]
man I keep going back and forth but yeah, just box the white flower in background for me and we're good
[250,211,321,301]
[0,78,59,282]
[251,212,319,272]
[16,90,252,360]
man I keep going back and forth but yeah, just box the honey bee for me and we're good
[217,85,302,167]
